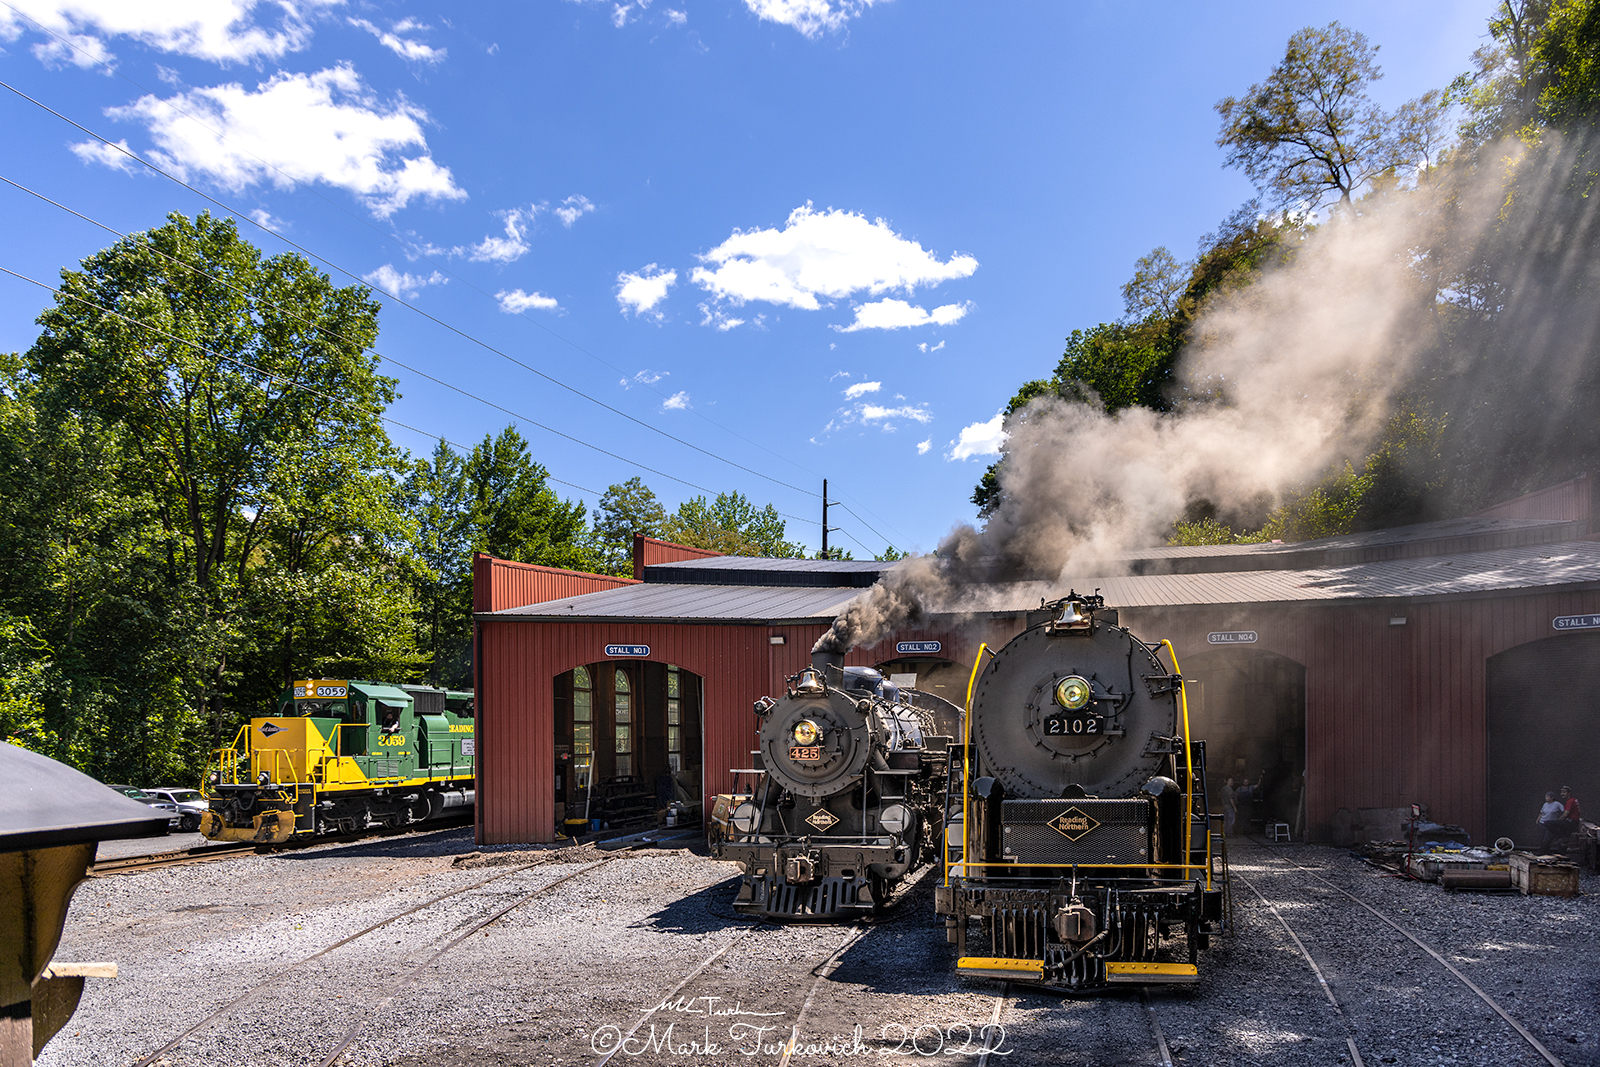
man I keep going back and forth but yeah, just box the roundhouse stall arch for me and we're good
[1179,648,1307,837]
[1485,630,1600,847]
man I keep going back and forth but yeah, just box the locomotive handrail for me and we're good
[949,643,995,887]
[1159,640,1200,890]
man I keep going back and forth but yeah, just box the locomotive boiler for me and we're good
[709,653,958,918]
[936,592,1229,990]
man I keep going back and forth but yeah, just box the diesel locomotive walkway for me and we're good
[32,832,1600,1067]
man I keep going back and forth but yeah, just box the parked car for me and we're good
[145,787,209,833]
[106,784,177,831]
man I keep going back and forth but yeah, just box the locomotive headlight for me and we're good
[1054,675,1092,710]
[792,719,822,746]
[731,802,759,834]
[879,804,912,834]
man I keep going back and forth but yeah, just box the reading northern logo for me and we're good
[1048,807,1100,841]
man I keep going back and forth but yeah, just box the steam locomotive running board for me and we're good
[1104,962,1200,984]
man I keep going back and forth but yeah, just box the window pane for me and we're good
[574,724,591,755]
[667,699,679,726]
[615,669,629,693]
[615,693,630,724]
[667,669,680,698]
[574,690,591,722]
[668,725,680,752]
[616,755,633,777]
[615,724,631,752]
[668,753,681,773]
[574,666,591,689]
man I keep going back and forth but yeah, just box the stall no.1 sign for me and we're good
[604,644,650,657]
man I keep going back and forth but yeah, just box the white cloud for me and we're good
[364,264,446,299]
[665,8,687,24]
[917,439,931,454]
[947,413,1006,461]
[617,264,677,317]
[691,203,977,313]
[248,207,284,231]
[742,0,880,38]
[861,403,931,425]
[31,31,112,69]
[555,194,595,227]
[0,0,322,64]
[83,65,465,218]
[829,370,850,380]
[662,391,690,411]
[496,288,560,313]
[843,381,880,399]
[468,207,534,263]
[620,369,667,388]
[918,340,945,353]
[836,298,970,332]
[349,17,445,63]
[68,136,136,171]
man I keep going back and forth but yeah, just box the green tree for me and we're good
[663,491,805,557]
[1216,22,1448,208]
[404,440,472,686]
[464,427,599,571]
[592,476,666,575]
[7,211,421,780]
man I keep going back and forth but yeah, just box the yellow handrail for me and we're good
[1159,638,1205,891]
[948,643,994,886]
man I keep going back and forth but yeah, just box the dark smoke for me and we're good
[817,130,1600,655]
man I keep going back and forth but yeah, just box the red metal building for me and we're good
[474,480,1600,847]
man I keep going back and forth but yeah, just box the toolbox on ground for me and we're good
[1508,852,1580,897]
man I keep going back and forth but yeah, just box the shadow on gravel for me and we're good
[631,874,750,934]
[269,825,480,861]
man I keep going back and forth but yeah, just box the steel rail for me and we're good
[974,985,1012,1067]
[1139,988,1175,1067]
[129,854,594,1067]
[317,858,618,1067]
[90,842,257,876]
[775,924,873,1067]
[1263,848,1565,1067]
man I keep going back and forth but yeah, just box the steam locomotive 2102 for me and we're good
[937,592,1230,990]
[709,654,960,918]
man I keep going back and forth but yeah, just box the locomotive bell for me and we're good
[792,667,826,697]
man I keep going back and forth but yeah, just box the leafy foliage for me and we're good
[592,476,667,575]
[662,491,805,557]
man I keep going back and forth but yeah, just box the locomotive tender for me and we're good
[937,592,1229,990]
[710,656,959,918]
[200,679,475,843]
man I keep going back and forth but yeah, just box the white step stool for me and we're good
[1267,823,1291,842]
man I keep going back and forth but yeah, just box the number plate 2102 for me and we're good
[1044,714,1102,736]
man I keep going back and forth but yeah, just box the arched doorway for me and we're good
[1181,648,1307,836]
[1486,632,1600,846]
[552,661,703,836]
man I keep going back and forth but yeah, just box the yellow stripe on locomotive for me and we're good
[200,679,476,841]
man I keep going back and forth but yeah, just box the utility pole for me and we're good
[821,479,840,558]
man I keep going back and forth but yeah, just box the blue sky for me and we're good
[0,0,1498,557]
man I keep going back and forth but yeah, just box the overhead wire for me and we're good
[0,263,717,504]
[0,75,823,505]
[0,0,836,492]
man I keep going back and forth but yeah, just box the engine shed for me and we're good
[474,477,1600,848]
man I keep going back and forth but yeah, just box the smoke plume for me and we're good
[816,132,1600,655]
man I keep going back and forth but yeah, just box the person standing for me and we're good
[1538,791,1567,850]
[1223,777,1237,837]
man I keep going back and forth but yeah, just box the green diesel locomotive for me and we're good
[200,679,475,843]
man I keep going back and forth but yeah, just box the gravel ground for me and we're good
[35,831,1597,1067]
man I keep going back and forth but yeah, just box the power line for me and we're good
[0,76,822,503]
[0,0,834,492]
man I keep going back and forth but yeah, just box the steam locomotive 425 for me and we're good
[937,592,1229,990]
[710,654,960,918]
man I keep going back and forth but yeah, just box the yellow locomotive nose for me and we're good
[792,719,821,745]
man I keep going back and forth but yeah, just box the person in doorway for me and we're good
[1559,785,1582,831]
[1223,777,1238,837]
[1537,791,1567,850]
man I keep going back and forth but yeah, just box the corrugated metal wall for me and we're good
[1126,587,1600,844]
[471,552,637,613]
[1469,473,1592,531]
[631,535,723,579]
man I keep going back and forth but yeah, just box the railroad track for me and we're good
[1243,840,1567,1067]
[128,848,625,1067]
